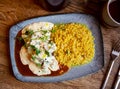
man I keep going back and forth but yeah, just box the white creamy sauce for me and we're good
[21,22,59,76]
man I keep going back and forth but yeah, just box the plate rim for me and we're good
[9,12,104,82]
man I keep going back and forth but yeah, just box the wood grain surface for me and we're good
[0,0,120,89]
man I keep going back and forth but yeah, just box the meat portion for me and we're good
[19,22,59,76]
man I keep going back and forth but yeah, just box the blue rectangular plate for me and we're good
[9,13,104,82]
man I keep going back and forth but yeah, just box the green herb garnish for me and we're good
[30,45,36,49]
[36,63,41,67]
[45,50,50,56]
[42,30,48,34]
[25,30,34,35]
[39,36,48,41]
[16,36,23,41]
[31,55,36,61]
[65,50,70,54]
[16,36,25,44]
[35,48,41,55]
[30,45,41,55]
[51,29,56,33]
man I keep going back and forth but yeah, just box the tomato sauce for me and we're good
[15,30,69,76]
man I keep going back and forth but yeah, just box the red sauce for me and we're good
[15,30,69,76]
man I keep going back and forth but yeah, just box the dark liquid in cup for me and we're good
[39,0,69,11]
[109,1,120,23]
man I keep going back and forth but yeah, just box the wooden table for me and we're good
[0,0,120,89]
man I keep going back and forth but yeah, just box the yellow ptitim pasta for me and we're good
[51,23,95,67]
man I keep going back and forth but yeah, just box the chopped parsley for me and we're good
[51,29,56,33]
[30,45,41,55]
[30,45,36,49]
[36,63,41,67]
[25,30,34,36]
[39,36,48,41]
[16,36,25,44]
[45,50,50,56]
[42,30,48,34]
[35,48,41,55]
[31,55,36,61]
